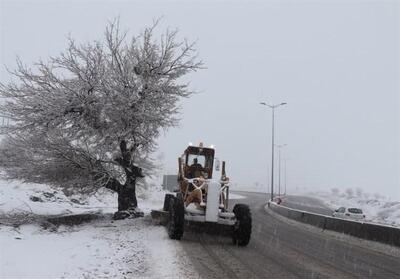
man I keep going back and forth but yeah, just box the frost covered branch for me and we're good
[0,19,202,215]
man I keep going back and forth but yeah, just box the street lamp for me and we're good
[275,144,287,196]
[284,158,288,195]
[260,101,287,201]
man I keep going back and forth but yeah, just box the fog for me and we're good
[1,1,398,198]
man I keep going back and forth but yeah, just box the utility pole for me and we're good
[260,102,287,201]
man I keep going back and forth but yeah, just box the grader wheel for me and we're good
[233,204,252,246]
[168,195,185,240]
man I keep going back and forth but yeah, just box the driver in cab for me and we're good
[185,158,206,207]
[189,158,203,178]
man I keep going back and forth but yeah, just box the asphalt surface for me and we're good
[179,192,400,279]
[279,195,334,216]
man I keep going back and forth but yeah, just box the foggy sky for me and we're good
[1,0,399,198]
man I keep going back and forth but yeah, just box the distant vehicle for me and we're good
[273,196,283,205]
[332,207,365,221]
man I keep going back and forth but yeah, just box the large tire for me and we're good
[168,195,185,240]
[233,204,252,246]
[163,194,174,211]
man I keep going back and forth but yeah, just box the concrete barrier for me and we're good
[268,202,400,247]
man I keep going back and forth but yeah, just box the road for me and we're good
[279,195,333,216]
[179,192,400,279]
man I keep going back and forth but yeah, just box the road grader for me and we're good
[160,142,252,246]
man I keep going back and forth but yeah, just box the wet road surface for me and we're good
[179,192,400,279]
[280,195,333,216]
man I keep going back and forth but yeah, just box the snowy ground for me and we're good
[0,175,200,279]
[0,179,116,218]
[306,191,400,227]
[1,218,199,279]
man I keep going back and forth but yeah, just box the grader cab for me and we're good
[161,142,252,246]
[178,143,227,208]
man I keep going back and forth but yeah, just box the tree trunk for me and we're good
[117,176,137,211]
[112,139,144,220]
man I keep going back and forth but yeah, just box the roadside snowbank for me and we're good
[0,178,117,217]
[0,175,166,217]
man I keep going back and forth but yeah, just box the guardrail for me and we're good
[268,202,400,247]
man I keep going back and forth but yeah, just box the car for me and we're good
[332,207,365,221]
[272,196,283,205]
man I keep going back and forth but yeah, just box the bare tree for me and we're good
[0,19,202,219]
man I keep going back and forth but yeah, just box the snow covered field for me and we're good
[309,190,400,227]
[1,219,199,279]
[0,176,200,279]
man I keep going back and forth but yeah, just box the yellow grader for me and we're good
[160,142,252,246]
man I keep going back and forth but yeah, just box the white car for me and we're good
[332,207,365,221]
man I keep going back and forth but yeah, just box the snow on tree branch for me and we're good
[0,19,202,207]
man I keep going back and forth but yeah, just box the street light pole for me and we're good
[284,158,287,195]
[278,145,281,196]
[271,107,275,201]
[260,101,287,201]
[275,144,287,196]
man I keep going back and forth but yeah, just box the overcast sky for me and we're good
[1,0,399,198]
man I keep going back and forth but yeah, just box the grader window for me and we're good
[187,154,206,167]
[184,146,215,178]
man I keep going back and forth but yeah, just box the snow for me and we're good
[0,174,167,217]
[308,191,400,227]
[0,219,199,279]
[0,175,200,278]
[0,178,117,217]
[0,173,248,278]
[228,193,245,200]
